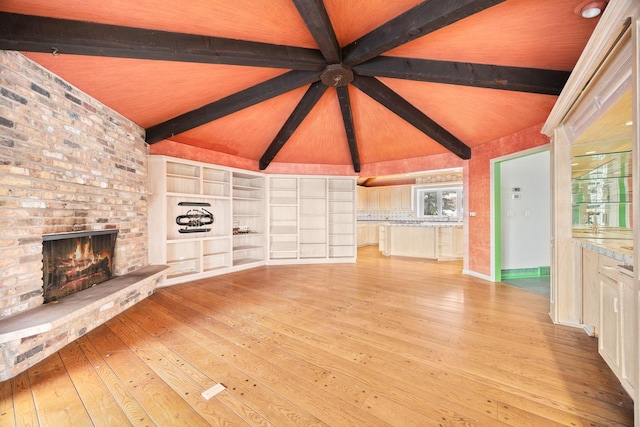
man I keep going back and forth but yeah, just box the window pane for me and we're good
[441,191,458,217]
[423,191,438,216]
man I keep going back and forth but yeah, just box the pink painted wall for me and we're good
[465,123,549,278]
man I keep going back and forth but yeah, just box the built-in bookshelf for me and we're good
[268,176,356,264]
[148,156,357,285]
[232,172,266,266]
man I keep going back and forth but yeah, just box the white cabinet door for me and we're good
[367,223,379,244]
[357,224,367,247]
[357,186,367,211]
[620,271,636,394]
[581,248,600,332]
[367,188,379,210]
[599,274,621,377]
[400,186,412,210]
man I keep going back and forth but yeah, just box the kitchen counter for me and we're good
[359,220,462,226]
[379,222,463,260]
[573,228,633,265]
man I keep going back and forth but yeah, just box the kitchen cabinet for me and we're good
[438,226,463,259]
[367,223,379,245]
[367,187,379,210]
[357,224,367,247]
[357,186,368,211]
[619,268,636,395]
[572,150,633,233]
[598,253,636,396]
[581,247,600,333]
[599,266,620,376]
[399,186,412,210]
[381,224,462,260]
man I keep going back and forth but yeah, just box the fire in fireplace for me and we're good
[42,230,118,303]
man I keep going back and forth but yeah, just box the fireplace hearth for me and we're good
[42,230,118,303]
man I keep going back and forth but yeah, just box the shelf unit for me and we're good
[232,171,266,267]
[300,178,327,259]
[571,150,632,232]
[268,176,356,264]
[148,156,233,285]
[149,156,357,284]
[328,179,356,258]
[269,177,298,260]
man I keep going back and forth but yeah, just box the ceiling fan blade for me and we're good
[146,70,320,144]
[336,86,361,173]
[354,57,570,95]
[259,81,328,170]
[343,0,505,66]
[0,12,325,71]
[351,75,471,160]
[292,0,341,64]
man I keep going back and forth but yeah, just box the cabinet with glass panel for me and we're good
[571,150,632,236]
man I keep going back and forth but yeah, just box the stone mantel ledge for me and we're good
[0,265,168,380]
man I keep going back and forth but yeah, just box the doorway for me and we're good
[494,149,551,296]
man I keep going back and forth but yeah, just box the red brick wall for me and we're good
[0,51,149,319]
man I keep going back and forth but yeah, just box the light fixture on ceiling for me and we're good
[574,1,609,18]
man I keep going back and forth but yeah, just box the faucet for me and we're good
[587,212,600,233]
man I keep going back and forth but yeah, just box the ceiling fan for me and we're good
[0,0,569,172]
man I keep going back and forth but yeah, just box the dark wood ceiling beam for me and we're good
[354,57,570,95]
[146,70,320,144]
[351,75,471,159]
[336,86,361,173]
[259,81,328,170]
[0,12,326,71]
[292,0,341,64]
[343,0,505,66]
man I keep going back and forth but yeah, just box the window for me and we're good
[416,187,463,218]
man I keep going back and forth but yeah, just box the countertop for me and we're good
[573,228,633,265]
[366,221,463,227]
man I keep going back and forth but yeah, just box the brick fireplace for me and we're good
[0,51,164,379]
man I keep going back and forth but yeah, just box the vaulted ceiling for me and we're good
[0,0,599,179]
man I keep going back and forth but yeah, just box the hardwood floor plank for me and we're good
[104,316,250,426]
[86,325,210,426]
[119,310,276,427]
[27,352,93,426]
[0,376,15,426]
[58,341,132,427]
[75,335,155,426]
[10,371,38,427]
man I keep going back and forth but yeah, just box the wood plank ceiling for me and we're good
[0,0,599,176]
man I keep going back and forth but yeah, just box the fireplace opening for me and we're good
[42,230,118,303]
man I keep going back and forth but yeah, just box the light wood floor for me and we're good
[1,247,633,426]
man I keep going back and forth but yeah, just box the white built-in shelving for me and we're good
[268,176,356,264]
[148,156,356,285]
[232,172,266,267]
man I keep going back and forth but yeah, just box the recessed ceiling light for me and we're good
[585,150,597,154]
[624,121,633,126]
[574,1,608,19]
